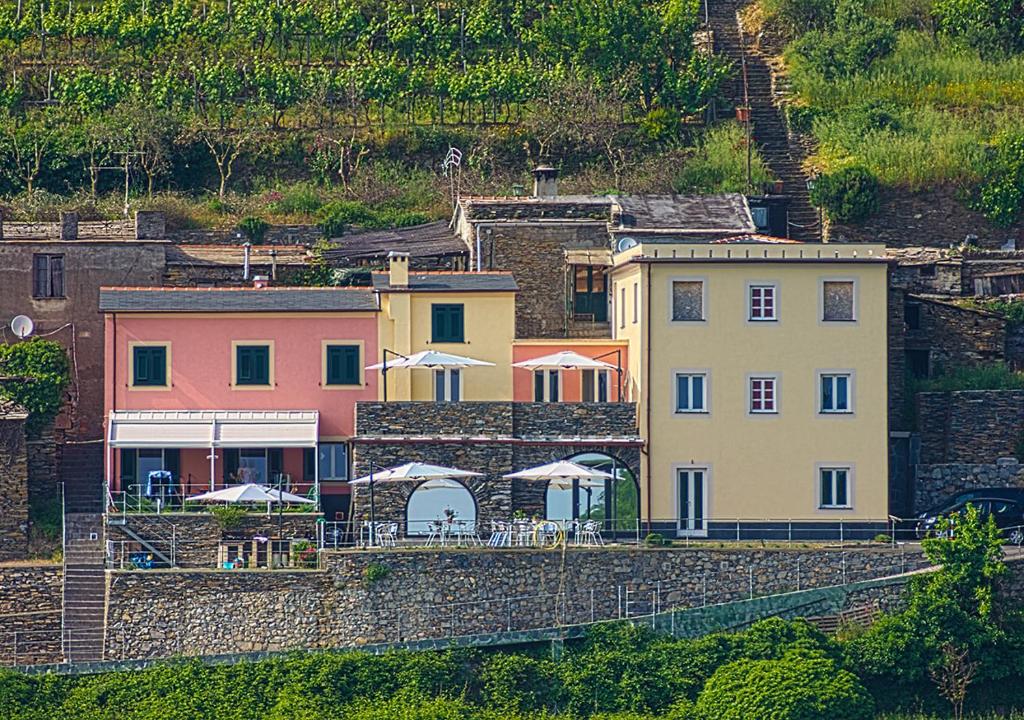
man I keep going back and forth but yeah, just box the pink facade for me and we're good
[512,342,629,402]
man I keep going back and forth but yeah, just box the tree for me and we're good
[0,111,64,193]
[930,643,979,720]
[181,104,267,200]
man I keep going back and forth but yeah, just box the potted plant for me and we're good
[736,106,751,123]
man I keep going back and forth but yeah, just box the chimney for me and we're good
[388,251,410,288]
[253,274,270,289]
[135,210,166,240]
[532,164,558,198]
[242,241,252,280]
[59,211,79,241]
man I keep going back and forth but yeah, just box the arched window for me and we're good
[545,452,639,531]
[406,479,477,537]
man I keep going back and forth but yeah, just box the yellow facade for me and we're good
[609,242,889,532]
[376,260,515,402]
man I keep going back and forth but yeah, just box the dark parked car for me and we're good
[919,488,1024,518]
[916,496,1024,544]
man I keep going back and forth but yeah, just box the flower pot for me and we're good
[736,106,751,122]
[773,180,784,194]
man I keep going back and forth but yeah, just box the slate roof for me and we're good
[322,222,467,262]
[99,287,379,312]
[165,245,311,266]
[371,272,519,293]
[612,194,755,233]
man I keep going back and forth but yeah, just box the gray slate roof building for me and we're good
[99,287,379,312]
[371,272,518,293]
[323,222,468,263]
[611,194,755,234]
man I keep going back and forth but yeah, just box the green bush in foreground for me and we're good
[696,648,874,720]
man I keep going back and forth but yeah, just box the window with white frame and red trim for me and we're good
[750,376,777,413]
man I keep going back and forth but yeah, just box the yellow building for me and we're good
[374,252,517,401]
[609,238,889,537]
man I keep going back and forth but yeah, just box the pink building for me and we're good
[512,340,630,402]
[101,286,380,517]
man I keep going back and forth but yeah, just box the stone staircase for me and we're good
[62,513,107,663]
[707,0,821,241]
[60,443,105,514]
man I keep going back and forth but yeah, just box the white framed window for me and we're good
[671,279,705,321]
[620,286,626,328]
[433,368,461,402]
[749,284,777,321]
[582,368,611,402]
[533,369,561,402]
[822,280,856,322]
[820,373,852,413]
[675,373,707,413]
[749,376,778,414]
[632,282,638,324]
[819,467,852,509]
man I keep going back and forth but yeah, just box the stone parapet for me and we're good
[915,459,1024,513]
[918,390,1024,464]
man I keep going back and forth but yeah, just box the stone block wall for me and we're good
[103,545,925,661]
[904,298,1005,375]
[0,416,29,561]
[108,513,323,568]
[829,185,1024,249]
[352,402,641,528]
[918,390,1024,464]
[0,564,62,665]
[915,459,1024,512]
[889,261,963,296]
[888,289,907,429]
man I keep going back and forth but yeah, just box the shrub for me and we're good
[791,1,897,80]
[479,653,564,713]
[810,165,880,223]
[209,505,247,531]
[266,183,324,215]
[672,121,773,194]
[973,131,1024,227]
[695,648,874,720]
[0,339,71,434]
[318,200,375,238]
[760,0,837,34]
[238,215,269,244]
[932,0,1024,58]
[913,363,1024,392]
[644,532,667,547]
[640,108,682,142]
[363,562,391,586]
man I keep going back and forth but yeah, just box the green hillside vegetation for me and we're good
[0,0,772,230]
[753,0,1024,226]
[3,507,1024,720]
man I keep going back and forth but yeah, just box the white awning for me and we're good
[108,410,319,448]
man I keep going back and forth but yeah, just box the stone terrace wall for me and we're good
[352,402,641,526]
[108,513,323,568]
[0,417,29,561]
[904,297,1006,374]
[0,564,62,665]
[918,390,1024,464]
[104,545,924,661]
[915,459,1024,512]
[830,185,1024,249]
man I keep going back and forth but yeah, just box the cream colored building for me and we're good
[374,253,517,401]
[609,239,889,536]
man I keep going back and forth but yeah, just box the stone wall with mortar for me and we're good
[915,459,1024,513]
[904,297,1006,374]
[918,390,1024,464]
[829,185,1024,249]
[0,564,62,665]
[107,513,323,568]
[0,416,29,561]
[352,402,641,529]
[104,544,925,661]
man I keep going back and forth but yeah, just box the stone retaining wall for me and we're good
[915,459,1024,513]
[918,390,1024,464]
[104,545,924,661]
[0,564,62,665]
[0,416,29,561]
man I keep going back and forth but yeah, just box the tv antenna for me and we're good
[10,315,34,339]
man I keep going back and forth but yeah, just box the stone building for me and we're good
[0,398,29,561]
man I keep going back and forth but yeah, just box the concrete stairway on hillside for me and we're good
[61,444,105,514]
[62,513,107,663]
[707,0,821,241]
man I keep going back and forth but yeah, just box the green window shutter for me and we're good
[236,345,270,385]
[431,304,465,343]
[326,345,360,385]
[132,347,166,386]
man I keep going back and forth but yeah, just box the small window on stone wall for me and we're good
[919,264,936,278]
[672,281,704,321]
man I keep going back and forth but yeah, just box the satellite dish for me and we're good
[10,315,34,339]
[616,236,638,253]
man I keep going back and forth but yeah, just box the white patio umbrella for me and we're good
[266,487,316,504]
[366,350,495,370]
[187,483,278,504]
[367,350,495,401]
[349,462,481,543]
[511,350,616,371]
[504,461,612,520]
